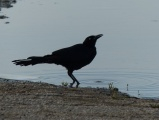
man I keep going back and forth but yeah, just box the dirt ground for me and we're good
[0,78,159,120]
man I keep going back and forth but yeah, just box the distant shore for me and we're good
[0,78,159,120]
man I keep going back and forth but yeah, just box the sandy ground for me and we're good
[0,78,159,120]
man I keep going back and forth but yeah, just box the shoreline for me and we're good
[0,78,159,119]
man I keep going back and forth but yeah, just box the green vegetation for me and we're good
[61,81,68,87]
[108,82,119,99]
[150,104,159,108]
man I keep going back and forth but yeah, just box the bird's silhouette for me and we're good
[12,34,103,88]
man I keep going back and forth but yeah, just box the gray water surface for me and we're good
[1,0,159,98]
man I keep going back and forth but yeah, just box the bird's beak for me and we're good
[95,34,103,39]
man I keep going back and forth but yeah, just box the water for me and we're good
[0,0,159,98]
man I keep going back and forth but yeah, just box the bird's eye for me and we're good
[89,37,92,40]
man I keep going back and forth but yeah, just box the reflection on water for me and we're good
[0,0,17,23]
[0,0,16,9]
[1,0,159,99]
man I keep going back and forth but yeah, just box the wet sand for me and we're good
[0,78,159,120]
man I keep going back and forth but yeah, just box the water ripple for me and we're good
[2,69,159,98]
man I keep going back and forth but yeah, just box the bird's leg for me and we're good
[68,71,75,87]
[68,71,80,88]
[71,74,80,88]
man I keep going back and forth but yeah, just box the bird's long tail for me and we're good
[12,55,52,66]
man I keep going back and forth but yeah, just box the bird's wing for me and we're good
[51,44,96,64]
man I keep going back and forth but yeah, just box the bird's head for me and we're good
[83,34,103,47]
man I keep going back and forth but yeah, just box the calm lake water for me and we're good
[0,0,159,99]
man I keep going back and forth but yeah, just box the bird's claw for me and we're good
[69,83,73,88]
[76,83,80,88]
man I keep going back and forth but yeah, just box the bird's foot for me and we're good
[69,83,73,88]
[76,82,80,88]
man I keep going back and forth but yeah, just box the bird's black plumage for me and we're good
[12,34,103,88]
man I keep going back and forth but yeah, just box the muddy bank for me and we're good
[0,78,159,120]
